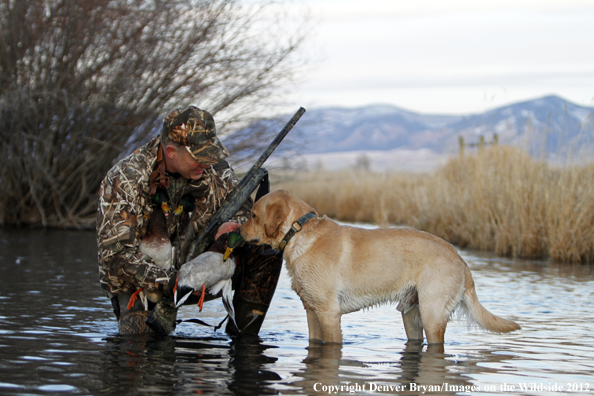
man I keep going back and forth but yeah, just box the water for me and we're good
[0,228,593,395]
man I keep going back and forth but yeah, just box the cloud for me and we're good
[289,0,594,113]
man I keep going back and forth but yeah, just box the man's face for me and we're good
[166,145,213,180]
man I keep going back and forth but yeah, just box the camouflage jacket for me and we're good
[97,137,252,295]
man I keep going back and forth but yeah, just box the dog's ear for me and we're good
[264,200,286,239]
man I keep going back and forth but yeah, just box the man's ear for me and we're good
[164,144,178,159]
[264,201,286,239]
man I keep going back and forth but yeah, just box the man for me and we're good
[97,106,252,334]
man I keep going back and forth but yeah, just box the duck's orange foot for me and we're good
[197,284,206,312]
[127,288,144,310]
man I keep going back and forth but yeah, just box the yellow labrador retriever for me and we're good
[240,189,520,344]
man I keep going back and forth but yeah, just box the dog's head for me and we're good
[239,189,317,250]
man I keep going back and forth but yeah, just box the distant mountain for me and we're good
[227,95,594,172]
[448,95,594,156]
[294,95,594,160]
[293,105,460,154]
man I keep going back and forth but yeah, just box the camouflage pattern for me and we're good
[226,246,283,335]
[145,295,178,335]
[162,106,229,164]
[97,136,251,297]
[116,292,154,335]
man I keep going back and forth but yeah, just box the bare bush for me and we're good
[0,0,308,227]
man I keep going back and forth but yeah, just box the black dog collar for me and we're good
[278,212,316,252]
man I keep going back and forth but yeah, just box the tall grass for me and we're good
[275,146,594,263]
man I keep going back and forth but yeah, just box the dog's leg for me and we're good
[306,309,323,342]
[401,306,424,341]
[418,305,447,344]
[423,324,446,344]
[418,277,465,344]
[316,310,343,344]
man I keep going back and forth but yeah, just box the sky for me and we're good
[286,0,594,115]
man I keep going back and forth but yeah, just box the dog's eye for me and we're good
[251,213,257,219]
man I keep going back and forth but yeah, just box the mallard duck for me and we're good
[139,206,172,270]
[173,231,244,327]
[173,194,195,216]
[174,251,237,329]
[129,206,172,311]
[151,190,172,216]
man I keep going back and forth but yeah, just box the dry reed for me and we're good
[275,146,594,263]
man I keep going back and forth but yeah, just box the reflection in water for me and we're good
[289,340,519,395]
[98,335,282,395]
[0,228,593,395]
[228,336,282,394]
[100,336,178,394]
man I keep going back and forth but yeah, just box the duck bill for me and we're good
[223,247,233,261]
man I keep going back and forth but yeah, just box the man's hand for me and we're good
[215,221,241,240]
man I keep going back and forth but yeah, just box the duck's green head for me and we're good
[228,231,243,248]
[223,231,244,261]
[151,190,167,205]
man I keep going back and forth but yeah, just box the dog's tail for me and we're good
[462,264,521,333]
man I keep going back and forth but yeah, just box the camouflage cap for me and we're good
[162,106,229,164]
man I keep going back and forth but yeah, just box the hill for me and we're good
[290,95,594,171]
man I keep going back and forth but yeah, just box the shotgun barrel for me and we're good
[185,107,306,262]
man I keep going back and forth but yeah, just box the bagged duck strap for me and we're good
[149,143,170,196]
